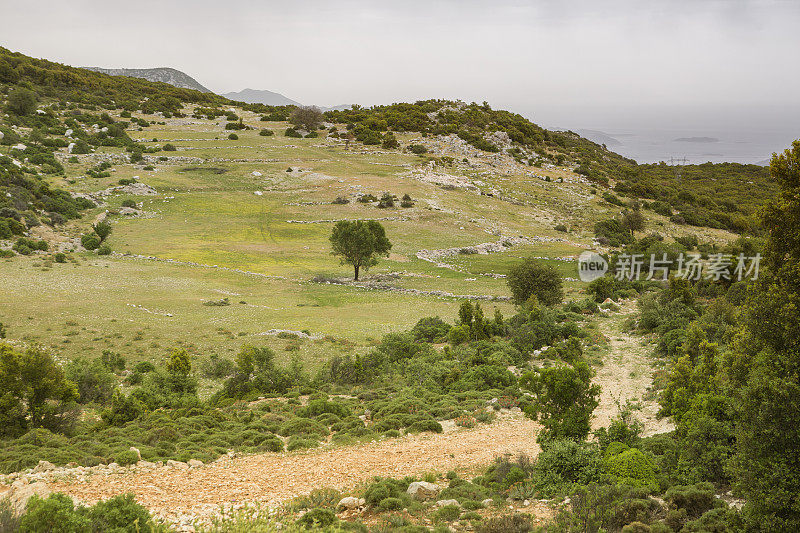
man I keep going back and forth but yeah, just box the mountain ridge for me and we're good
[220,88,301,106]
[83,66,212,93]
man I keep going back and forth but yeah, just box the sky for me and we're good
[3,0,800,158]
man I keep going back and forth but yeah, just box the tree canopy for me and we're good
[506,258,564,306]
[329,220,392,280]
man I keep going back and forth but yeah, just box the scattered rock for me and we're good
[188,459,204,468]
[32,461,56,473]
[436,499,460,507]
[336,496,364,510]
[166,460,189,469]
[482,498,493,507]
[406,481,440,501]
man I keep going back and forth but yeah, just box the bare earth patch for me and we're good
[49,411,541,522]
[592,301,674,437]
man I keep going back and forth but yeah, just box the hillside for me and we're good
[84,67,212,93]
[0,47,787,532]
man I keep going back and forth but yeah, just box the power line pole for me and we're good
[668,157,688,182]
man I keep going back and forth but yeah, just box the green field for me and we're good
[0,105,736,370]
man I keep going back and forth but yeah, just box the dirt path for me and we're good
[592,302,673,437]
[40,303,668,524]
[49,411,541,522]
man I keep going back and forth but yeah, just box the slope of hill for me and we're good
[222,88,300,106]
[84,67,212,93]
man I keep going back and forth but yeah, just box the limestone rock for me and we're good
[130,447,142,461]
[336,496,363,510]
[32,461,56,473]
[188,459,204,468]
[436,499,460,507]
[9,481,51,515]
[406,481,440,501]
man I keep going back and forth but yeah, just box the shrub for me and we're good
[604,446,659,488]
[507,258,563,306]
[278,417,328,438]
[378,497,404,511]
[475,514,533,533]
[228,133,238,140]
[411,316,451,342]
[18,493,90,532]
[554,224,568,233]
[285,128,302,138]
[530,440,602,496]
[409,144,428,155]
[97,244,112,255]
[81,233,100,250]
[121,199,137,209]
[259,128,274,136]
[287,436,319,451]
[664,483,722,519]
[377,192,394,208]
[54,252,67,263]
[162,143,177,151]
[65,357,115,404]
[296,508,337,529]
[114,449,140,466]
[435,504,461,522]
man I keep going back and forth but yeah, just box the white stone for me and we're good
[187,459,204,468]
[436,499,460,507]
[406,481,440,501]
[337,496,362,510]
[32,460,56,473]
[251,171,262,177]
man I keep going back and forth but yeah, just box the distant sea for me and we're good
[516,104,800,166]
[572,127,796,166]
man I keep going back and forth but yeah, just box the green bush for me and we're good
[435,504,461,522]
[475,514,533,533]
[18,493,90,533]
[65,357,115,404]
[162,143,176,151]
[507,258,563,306]
[604,446,659,488]
[81,234,100,250]
[378,497,404,511]
[259,128,274,136]
[278,417,328,438]
[114,449,140,466]
[227,133,238,140]
[296,508,337,529]
[97,244,112,255]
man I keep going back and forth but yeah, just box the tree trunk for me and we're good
[354,265,360,281]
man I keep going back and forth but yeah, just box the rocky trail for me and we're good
[42,411,541,524]
[592,301,673,437]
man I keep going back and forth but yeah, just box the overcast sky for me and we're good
[3,0,799,133]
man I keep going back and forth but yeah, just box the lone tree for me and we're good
[507,257,564,306]
[290,106,324,132]
[329,220,391,280]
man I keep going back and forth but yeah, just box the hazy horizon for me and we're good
[4,0,799,163]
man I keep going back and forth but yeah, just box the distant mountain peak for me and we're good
[84,67,211,93]
[221,88,301,107]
